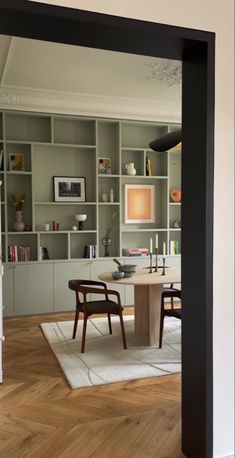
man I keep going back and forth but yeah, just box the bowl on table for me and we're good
[117,264,137,278]
[112,271,125,280]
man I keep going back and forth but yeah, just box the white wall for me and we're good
[29,1,235,457]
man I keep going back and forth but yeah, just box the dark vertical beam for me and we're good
[181,38,215,458]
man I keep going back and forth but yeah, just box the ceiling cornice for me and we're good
[0,85,181,123]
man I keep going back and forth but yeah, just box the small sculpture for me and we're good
[75,214,87,230]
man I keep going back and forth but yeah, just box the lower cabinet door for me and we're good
[14,263,53,316]
[2,265,14,317]
[54,261,91,312]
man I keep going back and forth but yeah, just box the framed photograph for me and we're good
[98,157,111,175]
[125,184,155,224]
[53,176,86,202]
[9,154,25,171]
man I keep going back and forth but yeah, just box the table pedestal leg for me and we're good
[134,284,163,346]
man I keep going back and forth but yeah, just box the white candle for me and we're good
[150,237,153,254]
[163,242,166,257]
[155,234,158,249]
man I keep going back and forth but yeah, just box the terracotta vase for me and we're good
[170,188,181,203]
[13,210,25,232]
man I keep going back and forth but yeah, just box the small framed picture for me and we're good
[53,176,86,202]
[98,157,111,175]
[9,154,25,171]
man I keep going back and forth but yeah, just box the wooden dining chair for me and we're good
[68,279,127,353]
[159,286,182,348]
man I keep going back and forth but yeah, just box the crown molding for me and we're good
[0,85,181,123]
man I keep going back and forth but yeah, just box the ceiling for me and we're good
[0,35,182,122]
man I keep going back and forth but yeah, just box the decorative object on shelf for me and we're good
[102,211,117,257]
[83,244,96,259]
[109,188,114,202]
[172,219,180,228]
[125,162,136,176]
[9,192,26,232]
[117,263,137,278]
[41,246,50,260]
[43,223,50,231]
[149,128,182,152]
[146,156,152,176]
[0,149,3,170]
[52,220,60,231]
[53,176,86,202]
[98,157,111,175]
[125,184,155,224]
[9,153,25,171]
[72,225,77,231]
[170,188,181,203]
[75,214,87,230]
[155,234,159,272]
[102,193,108,202]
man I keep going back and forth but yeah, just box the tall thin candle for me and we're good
[155,234,158,249]
[163,242,166,257]
[150,238,153,254]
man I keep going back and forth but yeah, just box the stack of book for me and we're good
[8,245,32,262]
[122,248,149,257]
[169,240,179,255]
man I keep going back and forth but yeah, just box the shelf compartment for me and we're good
[34,203,96,231]
[39,232,68,260]
[5,113,51,143]
[121,122,168,149]
[169,230,181,255]
[121,149,144,176]
[8,233,37,261]
[97,121,119,175]
[169,150,182,191]
[121,231,167,256]
[1,234,6,263]
[98,205,120,258]
[7,174,32,232]
[98,176,119,203]
[53,117,96,145]
[33,145,96,202]
[6,143,32,172]
[145,151,168,177]
[121,177,168,230]
[169,204,181,229]
[70,232,97,259]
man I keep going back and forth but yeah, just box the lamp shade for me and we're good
[149,128,182,152]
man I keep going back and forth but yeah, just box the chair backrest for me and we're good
[68,279,107,306]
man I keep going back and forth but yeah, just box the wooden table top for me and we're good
[98,267,181,286]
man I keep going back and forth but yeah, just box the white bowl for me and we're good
[75,214,87,222]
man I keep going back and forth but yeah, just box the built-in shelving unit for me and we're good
[0,109,181,317]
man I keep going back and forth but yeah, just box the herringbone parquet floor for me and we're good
[1,310,184,458]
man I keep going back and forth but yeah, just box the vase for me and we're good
[102,236,111,257]
[13,210,25,232]
[125,162,136,176]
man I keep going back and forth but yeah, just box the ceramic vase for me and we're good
[13,210,25,232]
[125,163,136,176]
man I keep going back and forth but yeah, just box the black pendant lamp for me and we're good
[149,128,182,152]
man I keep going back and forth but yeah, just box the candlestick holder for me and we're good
[149,252,153,273]
[161,257,166,276]
[154,248,158,272]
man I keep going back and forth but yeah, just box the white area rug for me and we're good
[41,316,181,389]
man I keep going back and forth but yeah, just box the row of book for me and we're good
[8,245,32,262]
[169,240,180,255]
[122,248,149,257]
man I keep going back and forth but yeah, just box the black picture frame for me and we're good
[53,176,86,202]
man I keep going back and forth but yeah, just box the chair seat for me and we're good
[165,309,182,319]
[78,300,123,314]
[162,289,181,299]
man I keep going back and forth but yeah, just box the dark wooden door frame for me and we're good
[0,2,215,457]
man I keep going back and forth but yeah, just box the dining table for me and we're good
[98,266,181,346]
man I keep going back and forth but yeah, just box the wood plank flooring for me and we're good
[1,310,184,457]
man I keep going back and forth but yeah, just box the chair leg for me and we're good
[72,310,79,339]
[81,314,88,353]
[170,296,174,309]
[107,314,112,334]
[159,296,165,348]
[119,313,127,349]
